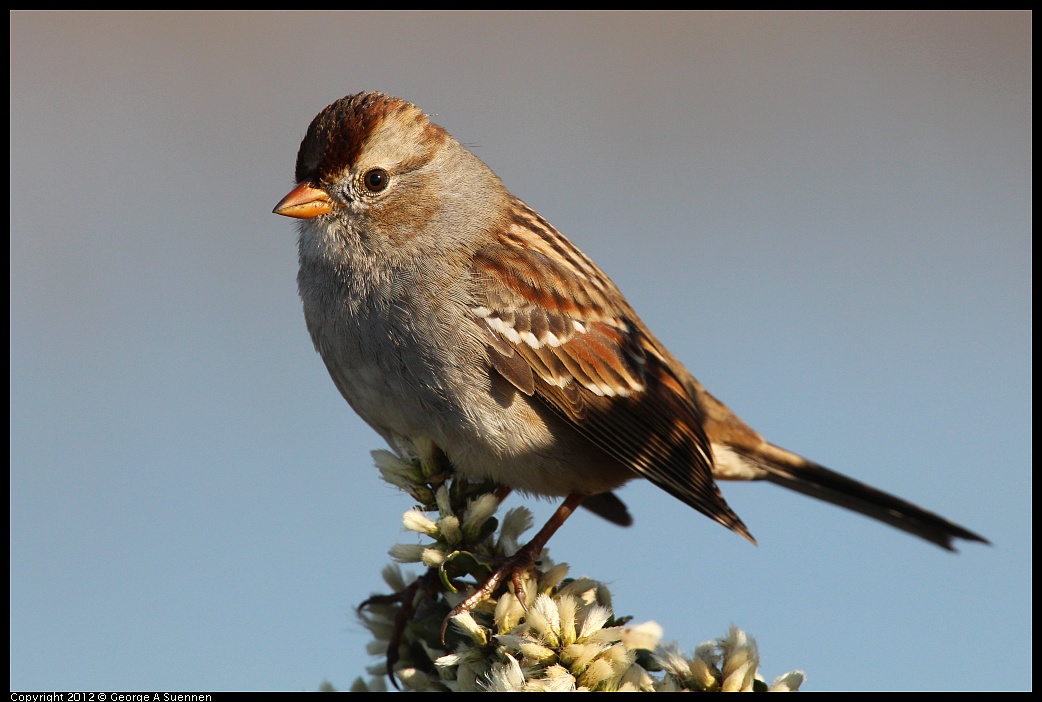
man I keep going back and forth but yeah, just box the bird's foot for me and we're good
[358,569,443,690]
[439,540,542,644]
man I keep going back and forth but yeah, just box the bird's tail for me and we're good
[726,441,989,551]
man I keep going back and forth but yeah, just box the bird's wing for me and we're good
[468,208,752,542]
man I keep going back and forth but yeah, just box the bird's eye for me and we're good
[362,168,390,193]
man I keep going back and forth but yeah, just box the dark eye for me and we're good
[363,168,389,193]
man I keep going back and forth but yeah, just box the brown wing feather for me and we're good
[470,208,753,542]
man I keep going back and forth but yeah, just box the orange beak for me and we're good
[273,182,333,219]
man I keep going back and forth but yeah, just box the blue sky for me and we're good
[10,11,1030,691]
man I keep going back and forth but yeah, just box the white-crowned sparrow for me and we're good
[274,92,986,596]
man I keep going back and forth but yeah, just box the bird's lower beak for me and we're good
[273,182,333,219]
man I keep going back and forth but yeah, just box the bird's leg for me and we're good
[358,568,443,689]
[441,492,586,643]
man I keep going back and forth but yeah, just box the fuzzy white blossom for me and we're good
[461,493,500,540]
[387,543,426,563]
[437,514,462,544]
[401,508,439,537]
[769,670,807,692]
[349,450,805,692]
[482,653,527,692]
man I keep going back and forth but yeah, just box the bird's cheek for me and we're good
[371,190,440,243]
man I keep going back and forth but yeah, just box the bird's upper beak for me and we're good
[273,182,333,219]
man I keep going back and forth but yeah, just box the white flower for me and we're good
[372,449,424,486]
[420,546,447,567]
[526,593,563,647]
[401,508,439,536]
[518,639,558,665]
[435,484,453,516]
[621,620,663,651]
[449,611,489,647]
[577,604,612,641]
[379,563,408,593]
[483,653,526,692]
[494,586,529,633]
[719,625,759,692]
[498,506,533,553]
[524,664,577,692]
[395,667,437,691]
[437,514,462,544]
[388,543,426,563]
[768,670,806,692]
[461,493,500,541]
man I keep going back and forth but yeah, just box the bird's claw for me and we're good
[439,545,538,645]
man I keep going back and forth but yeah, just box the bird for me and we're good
[273,92,987,616]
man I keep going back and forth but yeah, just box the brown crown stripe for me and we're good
[296,93,445,185]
